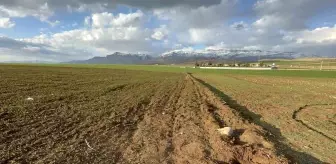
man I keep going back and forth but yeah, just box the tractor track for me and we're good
[292,104,336,143]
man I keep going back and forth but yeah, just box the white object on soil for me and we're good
[217,127,233,137]
[85,139,94,150]
[26,97,34,101]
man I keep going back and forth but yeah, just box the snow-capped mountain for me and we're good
[70,52,154,64]
[161,48,302,58]
[158,48,308,63]
[69,49,311,64]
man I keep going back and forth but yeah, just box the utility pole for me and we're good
[320,61,323,70]
[258,54,260,62]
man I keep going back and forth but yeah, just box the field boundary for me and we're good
[199,67,272,70]
[292,104,336,143]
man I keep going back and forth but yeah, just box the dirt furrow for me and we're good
[168,75,220,164]
[176,74,288,164]
[121,76,186,163]
[119,74,288,164]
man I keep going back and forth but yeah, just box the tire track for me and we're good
[292,104,336,143]
[169,75,218,163]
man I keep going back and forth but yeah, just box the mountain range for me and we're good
[69,49,315,64]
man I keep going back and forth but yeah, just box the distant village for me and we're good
[195,61,277,68]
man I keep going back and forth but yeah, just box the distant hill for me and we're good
[68,50,317,64]
[70,52,154,64]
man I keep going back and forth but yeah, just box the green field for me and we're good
[262,58,336,70]
[3,63,336,78]
[192,73,336,163]
[1,63,335,163]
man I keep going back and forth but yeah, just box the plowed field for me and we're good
[1,65,287,163]
[193,73,336,163]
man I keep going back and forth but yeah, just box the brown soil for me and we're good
[0,66,288,163]
[123,75,288,163]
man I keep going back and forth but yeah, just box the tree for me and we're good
[208,61,213,66]
[259,61,265,67]
[195,62,200,67]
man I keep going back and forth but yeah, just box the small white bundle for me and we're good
[26,97,34,101]
[217,127,233,137]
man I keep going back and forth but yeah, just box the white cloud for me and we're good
[0,6,27,17]
[0,17,15,28]
[11,10,161,61]
[154,0,237,29]
[178,26,248,46]
[151,31,165,40]
[0,3,54,24]
[91,12,113,28]
[112,11,143,27]
[231,21,248,30]
[1,0,336,61]
[243,45,262,50]
[205,42,227,51]
[0,0,222,11]
[0,0,222,30]
[73,3,107,13]
[84,16,91,26]
[0,36,86,62]
[22,46,41,52]
[47,20,60,27]
[153,0,247,49]
[90,10,143,28]
[253,15,281,29]
[151,25,169,40]
[0,3,62,27]
[269,26,336,56]
[254,0,336,30]
[162,46,194,55]
[188,28,218,44]
[295,26,336,43]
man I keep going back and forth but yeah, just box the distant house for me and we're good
[271,63,278,70]
[250,63,259,67]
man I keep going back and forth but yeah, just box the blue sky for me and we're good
[307,8,336,29]
[0,0,336,62]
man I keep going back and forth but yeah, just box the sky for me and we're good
[0,0,336,62]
